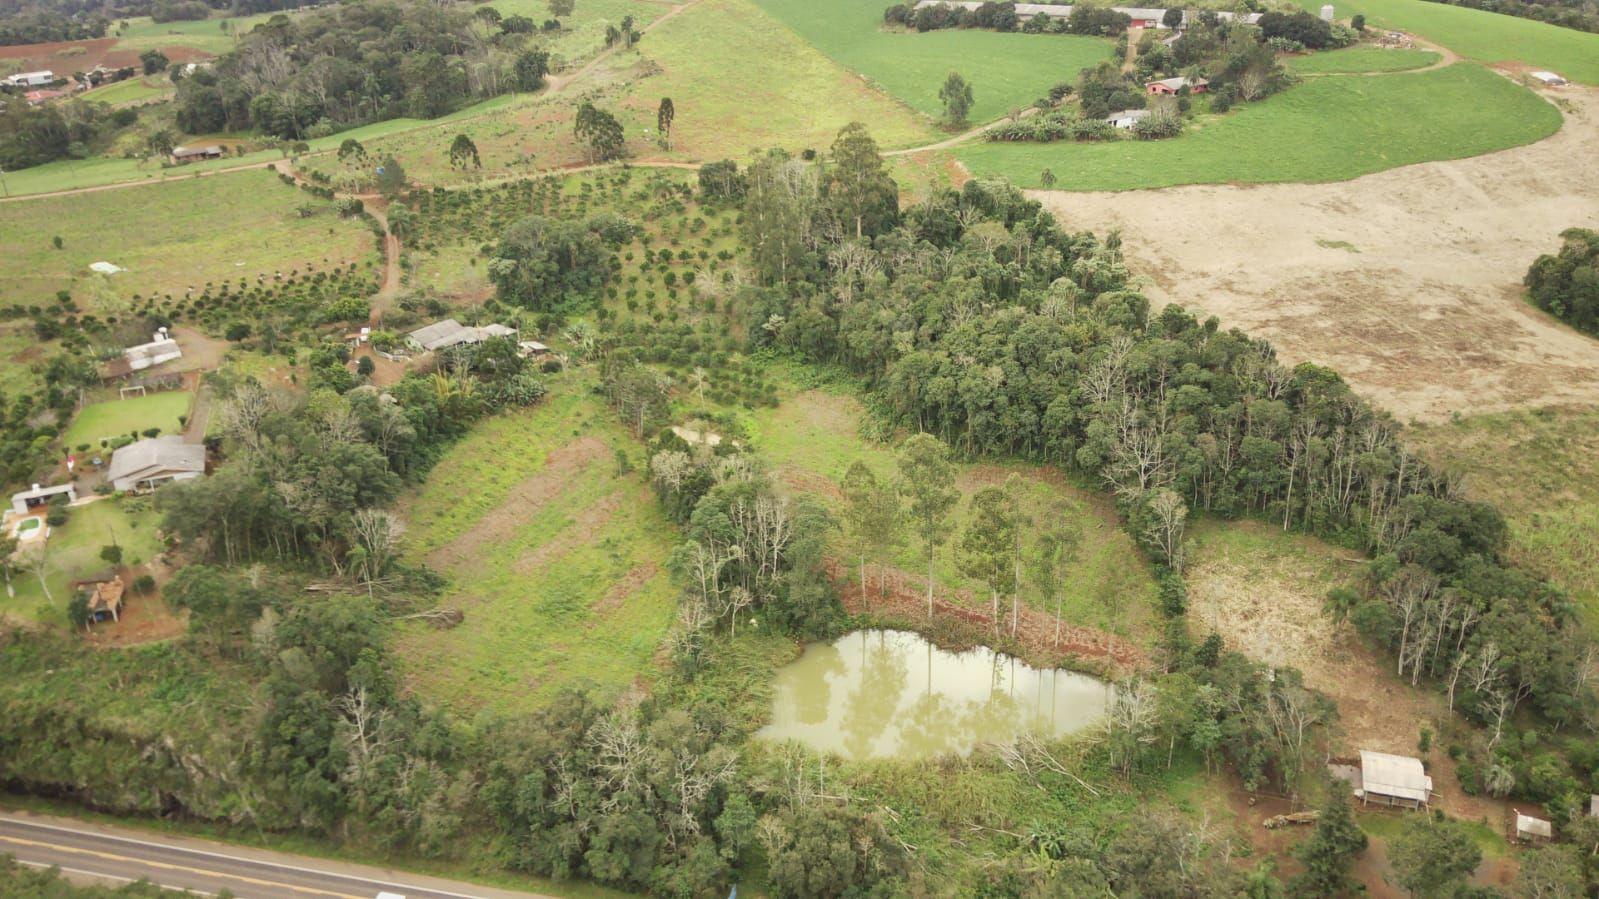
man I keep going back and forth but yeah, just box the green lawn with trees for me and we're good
[1294,0,1599,83]
[0,497,164,623]
[751,0,1113,123]
[61,390,192,448]
[957,62,1559,189]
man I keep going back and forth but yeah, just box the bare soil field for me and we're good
[1032,86,1599,422]
[0,37,211,74]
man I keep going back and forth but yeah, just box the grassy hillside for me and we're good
[0,168,377,310]
[751,0,1113,123]
[395,382,680,714]
[1409,407,1599,635]
[1285,46,1440,73]
[1298,0,1599,84]
[957,62,1560,189]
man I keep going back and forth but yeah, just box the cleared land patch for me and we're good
[396,385,678,714]
[959,63,1560,190]
[1294,0,1599,84]
[1030,85,1599,421]
[751,387,1159,646]
[751,0,1112,124]
[0,169,377,310]
[1409,407,1599,635]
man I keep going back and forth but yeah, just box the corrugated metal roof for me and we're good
[1359,750,1433,803]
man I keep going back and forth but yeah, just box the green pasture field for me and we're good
[1298,0,1599,84]
[0,498,164,625]
[61,390,193,448]
[749,384,1160,643]
[957,62,1560,189]
[0,323,54,396]
[620,0,937,157]
[751,0,1113,124]
[81,75,173,106]
[395,381,680,714]
[485,0,669,68]
[0,168,376,311]
[1,93,524,197]
[1409,408,1599,636]
[113,11,290,55]
[1285,45,1439,73]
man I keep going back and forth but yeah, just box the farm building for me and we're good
[169,145,225,164]
[1530,71,1568,86]
[10,483,76,515]
[1106,109,1150,129]
[518,339,550,357]
[1147,76,1208,95]
[101,330,183,381]
[406,319,518,352]
[1353,750,1433,809]
[24,88,71,105]
[1515,812,1553,843]
[4,70,54,87]
[107,436,205,493]
[85,578,125,624]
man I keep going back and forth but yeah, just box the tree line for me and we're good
[719,128,1597,757]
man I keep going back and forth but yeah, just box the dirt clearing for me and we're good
[1032,86,1599,422]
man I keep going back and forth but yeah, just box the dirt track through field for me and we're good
[1033,85,1599,422]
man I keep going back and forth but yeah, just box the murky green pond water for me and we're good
[756,629,1112,760]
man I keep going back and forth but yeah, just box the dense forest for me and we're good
[1526,227,1599,337]
[1423,0,1599,34]
[174,0,553,139]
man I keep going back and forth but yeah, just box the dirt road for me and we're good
[1033,85,1599,422]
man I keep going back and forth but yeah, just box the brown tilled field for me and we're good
[1034,86,1599,422]
[0,36,211,74]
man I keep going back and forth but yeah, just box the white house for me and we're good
[406,319,518,352]
[125,329,183,372]
[4,70,54,88]
[107,436,205,493]
[10,483,76,515]
[1354,750,1433,809]
[1106,109,1150,129]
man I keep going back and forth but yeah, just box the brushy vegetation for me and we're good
[957,62,1560,188]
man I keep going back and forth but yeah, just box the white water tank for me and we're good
[1320,4,1334,20]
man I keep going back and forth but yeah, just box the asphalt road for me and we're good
[0,812,554,899]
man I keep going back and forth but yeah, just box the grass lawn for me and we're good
[1408,407,1599,636]
[113,12,288,55]
[751,0,1113,124]
[957,62,1560,189]
[749,383,1160,642]
[1295,0,1599,84]
[0,497,164,625]
[1285,45,1440,73]
[61,390,193,448]
[0,168,376,311]
[395,379,679,714]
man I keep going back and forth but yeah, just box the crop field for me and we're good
[61,390,192,448]
[114,12,287,55]
[752,0,1113,124]
[1293,0,1599,84]
[1409,408,1599,635]
[0,497,164,625]
[959,63,1559,189]
[0,169,377,311]
[750,386,1159,643]
[1284,45,1439,74]
[395,383,679,714]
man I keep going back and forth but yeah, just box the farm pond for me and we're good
[756,629,1113,760]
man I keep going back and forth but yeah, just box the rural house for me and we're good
[1353,750,1433,809]
[103,329,183,381]
[10,483,76,515]
[406,319,518,353]
[3,70,54,87]
[518,339,550,358]
[1147,76,1209,95]
[107,436,205,493]
[1106,109,1150,129]
[169,145,225,164]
